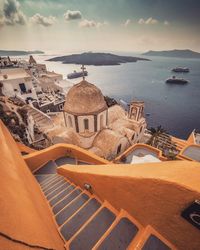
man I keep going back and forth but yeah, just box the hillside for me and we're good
[142,49,200,58]
[48,52,150,66]
[0,50,44,56]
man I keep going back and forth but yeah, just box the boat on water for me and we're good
[67,70,88,79]
[171,67,190,73]
[166,76,188,84]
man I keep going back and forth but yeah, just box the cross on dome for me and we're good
[81,64,86,80]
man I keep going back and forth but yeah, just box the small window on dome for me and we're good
[84,118,89,130]
[117,144,122,155]
[131,133,135,141]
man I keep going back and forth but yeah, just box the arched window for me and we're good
[84,118,89,130]
[68,116,73,127]
[140,126,143,133]
[117,144,122,155]
[100,114,104,130]
[131,133,135,141]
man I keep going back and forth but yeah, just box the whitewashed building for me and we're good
[0,68,38,102]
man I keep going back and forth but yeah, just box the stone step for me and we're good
[60,198,101,241]
[69,207,116,250]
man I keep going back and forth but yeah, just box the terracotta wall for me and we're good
[16,142,37,154]
[24,143,109,173]
[0,121,64,250]
[58,161,200,250]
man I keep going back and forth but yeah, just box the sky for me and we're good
[0,0,200,53]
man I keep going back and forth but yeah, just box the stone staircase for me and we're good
[34,157,174,250]
[25,105,54,129]
[171,137,189,152]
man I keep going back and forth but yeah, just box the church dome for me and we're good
[64,80,107,115]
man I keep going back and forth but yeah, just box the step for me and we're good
[44,179,66,196]
[96,217,139,250]
[40,175,59,187]
[46,182,71,201]
[128,225,175,250]
[60,198,101,241]
[55,157,76,166]
[56,193,90,226]
[36,117,48,122]
[34,161,57,175]
[35,174,55,184]
[42,177,65,192]
[49,185,76,207]
[141,235,171,250]
[69,207,116,250]
[41,175,62,189]
[32,113,44,118]
[53,189,82,215]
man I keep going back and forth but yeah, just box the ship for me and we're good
[171,67,190,73]
[67,70,88,79]
[166,76,188,84]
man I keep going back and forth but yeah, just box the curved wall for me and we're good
[0,120,64,250]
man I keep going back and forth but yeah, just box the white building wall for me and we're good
[78,115,94,133]
[65,113,76,130]
[97,110,107,131]
[2,77,38,100]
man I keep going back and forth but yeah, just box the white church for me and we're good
[47,67,147,160]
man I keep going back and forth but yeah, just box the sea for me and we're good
[15,52,200,139]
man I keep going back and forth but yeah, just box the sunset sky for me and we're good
[0,0,200,53]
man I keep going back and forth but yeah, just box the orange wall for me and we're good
[16,142,37,154]
[187,131,196,144]
[58,161,200,250]
[24,143,109,173]
[0,120,64,250]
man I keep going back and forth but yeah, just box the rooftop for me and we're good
[0,68,31,81]
[64,80,108,115]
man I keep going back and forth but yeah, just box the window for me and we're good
[84,118,89,130]
[68,116,73,127]
[140,126,143,133]
[131,133,135,141]
[117,144,122,155]
[19,83,26,93]
[59,104,63,110]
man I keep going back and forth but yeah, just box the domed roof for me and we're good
[64,80,107,115]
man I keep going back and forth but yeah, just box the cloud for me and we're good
[79,19,107,28]
[30,13,56,27]
[164,20,170,25]
[124,19,131,27]
[138,17,158,25]
[64,10,82,21]
[2,0,26,26]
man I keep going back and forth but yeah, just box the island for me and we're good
[0,50,44,56]
[47,52,150,66]
[142,49,200,59]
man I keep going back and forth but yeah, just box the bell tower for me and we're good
[128,101,144,121]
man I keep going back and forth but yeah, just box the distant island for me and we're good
[48,52,150,66]
[142,49,200,59]
[0,50,44,56]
